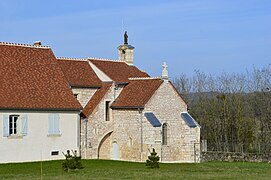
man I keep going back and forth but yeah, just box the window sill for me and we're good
[47,133,62,137]
[7,135,23,139]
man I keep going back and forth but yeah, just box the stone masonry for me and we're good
[80,84,124,159]
[72,88,97,107]
[112,80,200,162]
[80,80,200,162]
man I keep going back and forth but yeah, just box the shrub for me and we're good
[62,150,84,172]
[146,148,160,168]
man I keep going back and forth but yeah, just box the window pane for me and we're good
[9,115,19,135]
[105,101,110,121]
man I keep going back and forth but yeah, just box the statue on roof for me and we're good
[124,31,128,44]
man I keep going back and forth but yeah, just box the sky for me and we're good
[1,0,271,78]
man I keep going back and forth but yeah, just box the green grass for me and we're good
[0,160,270,180]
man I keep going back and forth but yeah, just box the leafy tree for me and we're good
[146,148,160,168]
[62,150,84,172]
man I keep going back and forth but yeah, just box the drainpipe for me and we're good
[77,112,81,156]
[84,118,88,159]
[138,108,143,161]
[160,129,163,162]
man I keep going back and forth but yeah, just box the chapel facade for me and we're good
[59,32,201,162]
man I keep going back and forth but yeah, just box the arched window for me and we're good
[162,123,168,145]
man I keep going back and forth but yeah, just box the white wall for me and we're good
[0,111,80,163]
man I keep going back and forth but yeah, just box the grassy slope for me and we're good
[0,160,270,180]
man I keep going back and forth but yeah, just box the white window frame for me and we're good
[9,115,19,135]
[3,114,27,137]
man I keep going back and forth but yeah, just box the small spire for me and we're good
[124,31,128,44]
[162,62,168,80]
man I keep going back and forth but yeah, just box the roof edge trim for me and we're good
[57,57,88,61]
[0,42,50,49]
[88,57,125,63]
[128,77,161,80]
[110,106,144,109]
[71,85,101,88]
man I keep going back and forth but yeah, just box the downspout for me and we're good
[138,108,143,161]
[77,112,81,156]
[84,118,88,159]
[160,128,163,162]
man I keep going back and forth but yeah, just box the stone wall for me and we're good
[111,81,201,162]
[80,81,201,163]
[201,151,271,162]
[81,84,124,159]
[112,109,142,161]
[144,81,200,162]
[72,88,97,107]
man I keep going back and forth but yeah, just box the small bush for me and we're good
[62,150,84,172]
[146,148,160,168]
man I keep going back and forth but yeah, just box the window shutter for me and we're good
[21,114,28,136]
[54,114,60,134]
[3,115,9,137]
[48,114,54,135]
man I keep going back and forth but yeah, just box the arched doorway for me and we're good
[98,131,112,159]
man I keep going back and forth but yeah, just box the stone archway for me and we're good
[98,131,113,159]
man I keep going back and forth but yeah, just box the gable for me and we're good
[144,81,188,112]
[89,59,149,83]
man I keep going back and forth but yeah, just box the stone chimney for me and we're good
[34,41,42,46]
[162,62,169,81]
[118,31,135,65]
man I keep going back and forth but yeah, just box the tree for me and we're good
[62,150,84,172]
[146,148,160,168]
[173,66,271,154]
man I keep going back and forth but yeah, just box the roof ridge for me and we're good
[128,76,161,80]
[0,42,50,49]
[57,57,88,61]
[88,57,125,63]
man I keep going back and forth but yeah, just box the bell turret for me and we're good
[118,31,135,65]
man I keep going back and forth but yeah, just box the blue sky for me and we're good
[1,0,271,78]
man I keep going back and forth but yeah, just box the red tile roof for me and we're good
[81,82,112,117]
[0,43,82,110]
[89,59,149,83]
[58,58,102,88]
[111,78,163,109]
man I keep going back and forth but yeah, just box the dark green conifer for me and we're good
[62,150,84,172]
[146,148,160,168]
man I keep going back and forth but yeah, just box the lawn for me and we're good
[0,160,270,180]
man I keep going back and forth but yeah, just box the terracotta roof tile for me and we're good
[89,59,149,82]
[81,82,112,117]
[58,58,102,88]
[111,78,163,108]
[0,44,82,110]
